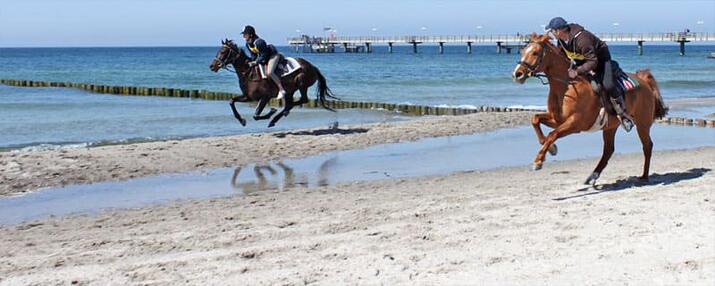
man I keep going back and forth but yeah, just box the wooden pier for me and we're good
[288,32,715,55]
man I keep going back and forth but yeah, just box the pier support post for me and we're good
[438,42,444,54]
[637,40,644,55]
[678,40,689,56]
[388,42,393,53]
[496,41,503,54]
[412,41,419,53]
[467,42,472,54]
[343,43,349,53]
[365,42,372,53]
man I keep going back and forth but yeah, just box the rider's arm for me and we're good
[575,37,598,75]
[254,39,270,64]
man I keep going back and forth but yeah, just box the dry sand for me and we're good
[0,111,713,285]
[0,146,713,285]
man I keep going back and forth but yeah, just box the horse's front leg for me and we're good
[253,96,277,121]
[532,112,560,156]
[229,97,247,126]
[533,116,580,170]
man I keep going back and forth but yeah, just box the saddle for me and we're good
[590,61,640,116]
[257,57,302,79]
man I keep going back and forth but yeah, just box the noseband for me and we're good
[516,40,571,85]
[214,44,237,70]
[516,41,548,77]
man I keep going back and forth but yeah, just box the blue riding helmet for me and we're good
[545,17,568,30]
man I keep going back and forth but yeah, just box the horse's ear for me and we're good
[221,39,225,45]
[530,32,538,40]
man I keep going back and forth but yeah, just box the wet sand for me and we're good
[0,147,713,285]
[0,111,532,197]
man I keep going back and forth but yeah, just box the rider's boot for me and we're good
[270,73,287,100]
[610,94,634,132]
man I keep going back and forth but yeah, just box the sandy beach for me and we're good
[0,145,713,285]
[0,112,713,285]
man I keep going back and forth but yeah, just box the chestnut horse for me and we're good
[512,33,668,185]
[209,39,338,127]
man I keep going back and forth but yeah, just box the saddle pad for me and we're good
[259,57,302,78]
[586,107,609,132]
[616,72,640,93]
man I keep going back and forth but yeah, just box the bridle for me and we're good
[213,43,263,82]
[214,44,242,73]
[516,40,570,85]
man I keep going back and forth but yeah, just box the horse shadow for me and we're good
[272,127,369,138]
[553,167,711,201]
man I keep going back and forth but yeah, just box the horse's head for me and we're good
[209,39,250,72]
[512,33,558,84]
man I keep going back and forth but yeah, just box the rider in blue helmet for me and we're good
[546,17,634,132]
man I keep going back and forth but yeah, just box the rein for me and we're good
[216,44,263,82]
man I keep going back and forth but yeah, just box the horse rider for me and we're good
[241,25,287,100]
[545,17,634,132]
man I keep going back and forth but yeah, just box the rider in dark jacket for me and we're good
[546,17,634,132]
[241,25,287,100]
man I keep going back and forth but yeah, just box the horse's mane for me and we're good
[529,33,568,63]
[223,39,247,57]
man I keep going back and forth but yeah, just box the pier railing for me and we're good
[289,32,715,45]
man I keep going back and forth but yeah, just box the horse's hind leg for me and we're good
[532,112,559,155]
[295,87,309,106]
[636,123,654,181]
[253,96,277,120]
[585,128,617,185]
[268,97,295,128]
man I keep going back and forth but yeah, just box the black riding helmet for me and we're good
[241,25,256,36]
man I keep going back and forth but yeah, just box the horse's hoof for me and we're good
[548,144,558,156]
[638,176,649,182]
[267,122,276,128]
[532,163,542,171]
[238,118,247,126]
[584,172,600,185]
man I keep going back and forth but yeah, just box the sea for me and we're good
[1,44,714,150]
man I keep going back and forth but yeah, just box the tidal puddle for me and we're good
[1,125,713,224]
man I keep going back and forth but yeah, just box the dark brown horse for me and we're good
[209,39,338,127]
[512,33,668,185]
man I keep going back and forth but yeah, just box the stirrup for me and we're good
[617,115,634,132]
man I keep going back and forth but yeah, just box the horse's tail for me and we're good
[315,68,340,112]
[638,69,668,119]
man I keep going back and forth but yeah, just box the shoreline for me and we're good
[0,112,533,197]
[1,146,712,284]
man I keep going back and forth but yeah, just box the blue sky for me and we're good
[1,0,713,47]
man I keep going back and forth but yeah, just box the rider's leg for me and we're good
[603,61,634,132]
[267,54,287,100]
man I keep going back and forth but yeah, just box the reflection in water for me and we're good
[1,125,713,225]
[230,156,339,194]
